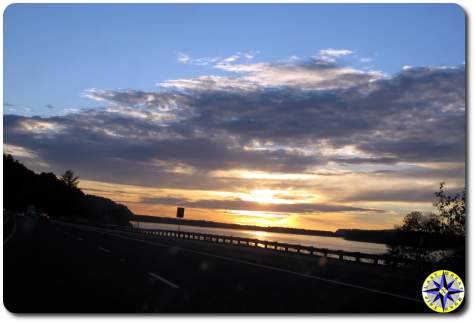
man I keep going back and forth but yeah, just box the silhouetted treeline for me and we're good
[335,228,464,249]
[134,215,336,237]
[4,154,133,226]
[387,230,464,250]
[335,229,397,244]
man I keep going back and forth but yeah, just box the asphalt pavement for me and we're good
[4,216,429,313]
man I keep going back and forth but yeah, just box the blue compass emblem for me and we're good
[422,270,465,313]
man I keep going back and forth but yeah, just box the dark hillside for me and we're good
[3,154,132,226]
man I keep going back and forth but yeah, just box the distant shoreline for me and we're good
[133,215,395,244]
[134,214,335,237]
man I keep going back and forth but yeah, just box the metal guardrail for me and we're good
[112,226,414,267]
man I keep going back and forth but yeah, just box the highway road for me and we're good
[4,216,429,313]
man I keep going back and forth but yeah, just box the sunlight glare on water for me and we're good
[131,222,388,254]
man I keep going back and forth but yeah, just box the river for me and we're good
[130,221,389,255]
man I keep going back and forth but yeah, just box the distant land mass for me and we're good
[134,215,396,244]
[4,154,133,226]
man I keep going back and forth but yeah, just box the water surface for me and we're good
[131,221,388,255]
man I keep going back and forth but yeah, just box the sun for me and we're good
[247,189,281,204]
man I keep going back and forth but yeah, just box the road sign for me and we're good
[177,207,185,218]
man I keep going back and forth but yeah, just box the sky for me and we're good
[3,4,466,231]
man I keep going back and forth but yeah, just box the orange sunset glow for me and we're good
[4,48,465,231]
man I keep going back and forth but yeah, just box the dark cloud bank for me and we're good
[4,59,466,208]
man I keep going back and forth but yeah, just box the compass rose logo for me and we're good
[422,270,465,313]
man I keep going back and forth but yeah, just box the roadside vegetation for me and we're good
[4,154,133,226]
[388,183,465,273]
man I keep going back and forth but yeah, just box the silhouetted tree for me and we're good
[4,155,133,226]
[434,182,465,236]
[60,170,79,188]
[399,211,443,234]
[388,184,465,266]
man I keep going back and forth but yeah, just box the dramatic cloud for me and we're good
[3,51,466,229]
[164,60,381,91]
[140,196,384,214]
[345,187,446,203]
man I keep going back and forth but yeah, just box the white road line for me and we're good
[3,216,17,246]
[147,272,180,289]
[98,246,111,253]
[78,226,421,303]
